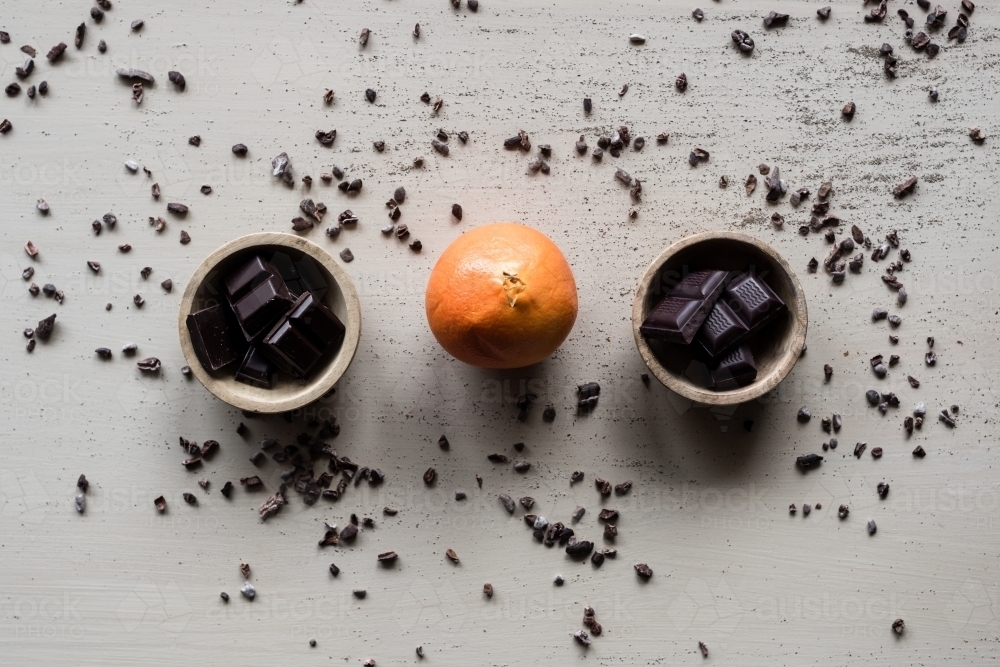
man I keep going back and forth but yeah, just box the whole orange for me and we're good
[425,223,578,368]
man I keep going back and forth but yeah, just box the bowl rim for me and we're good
[177,232,362,413]
[630,230,807,405]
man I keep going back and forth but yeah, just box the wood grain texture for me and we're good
[1,0,998,665]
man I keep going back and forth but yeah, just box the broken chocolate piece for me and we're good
[261,292,345,379]
[709,344,758,390]
[186,304,244,371]
[232,276,294,341]
[235,347,273,388]
[639,270,729,344]
[695,269,785,362]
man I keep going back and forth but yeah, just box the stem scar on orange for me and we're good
[425,222,578,369]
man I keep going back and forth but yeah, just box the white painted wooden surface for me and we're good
[2,0,998,664]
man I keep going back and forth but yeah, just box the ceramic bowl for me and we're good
[178,232,361,413]
[631,231,807,405]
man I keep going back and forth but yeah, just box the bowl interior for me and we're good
[637,235,803,401]
[181,236,358,413]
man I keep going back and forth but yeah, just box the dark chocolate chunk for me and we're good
[262,319,321,378]
[226,256,274,301]
[261,292,344,378]
[235,347,273,388]
[710,345,757,390]
[286,292,343,347]
[697,300,749,358]
[695,269,786,361]
[639,270,729,343]
[186,304,243,371]
[232,275,293,341]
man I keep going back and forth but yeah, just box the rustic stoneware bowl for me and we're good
[178,232,361,413]
[631,231,807,405]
